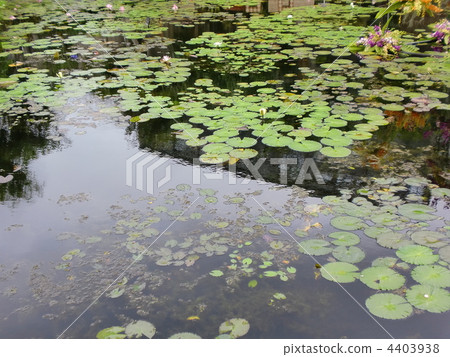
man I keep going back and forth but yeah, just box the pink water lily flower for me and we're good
[161,55,171,62]
[66,12,71,17]
[172,4,178,11]
[9,15,16,20]
[106,3,113,10]
[119,6,125,11]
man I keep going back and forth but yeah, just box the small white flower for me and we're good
[424,294,429,298]
[350,2,355,8]
[339,26,344,31]
[213,41,222,47]
[287,15,293,19]
[259,108,267,117]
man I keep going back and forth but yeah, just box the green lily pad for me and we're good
[411,265,450,288]
[169,332,202,339]
[364,226,393,239]
[273,292,287,300]
[321,262,359,283]
[229,149,258,159]
[396,245,439,265]
[411,231,447,248]
[431,188,450,198]
[226,137,257,148]
[288,140,322,152]
[377,232,412,249]
[219,318,250,338]
[96,326,126,339]
[329,232,360,246]
[320,146,351,158]
[398,204,436,221]
[330,216,366,231]
[199,153,230,164]
[360,267,406,290]
[298,239,333,256]
[406,285,450,313]
[332,246,365,263]
[365,293,413,320]
[261,136,293,147]
[210,270,224,277]
[125,321,156,339]
[439,246,450,263]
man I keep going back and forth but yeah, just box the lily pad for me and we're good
[377,232,412,249]
[332,246,365,263]
[330,216,365,231]
[320,146,351,158]
[365,293,413,320]
[411,265,450,288]
[218,318,250,338]
[298,239,333,256]
[396,245,439,265]
[406,285,450,313]
[169,332,202,339]
[398,204,436,221]
[320,262,359,283]
[329,232,360,246]
[125,321,156,339]
[411,231,447,248]
[96,326,126,339]
[360,267,406,290]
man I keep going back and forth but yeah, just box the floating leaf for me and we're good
[365,293,413,320]
[398,204,436,221]
[411,231,447,248]
[329,232,360,246]
[219,318,250,338]
[169,332,202,339]
[406,285,450,313]
[330,216,365,231]
[360,267,406,290]
[108,287,125,298]
[396,245,439,265]
[320,262,359,283]
[320,146,351,158]
[125,321,156,339]
[377,232,411,249]
[248,280,258,288]
[273,293,286,300]
[96,326,126,339]
[209,270,224,277]
[298,239,332,256]
[411,265,450,288]
[332,246,365,263]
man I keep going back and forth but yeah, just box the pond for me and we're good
[0,0,449,339]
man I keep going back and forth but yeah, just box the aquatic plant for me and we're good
[429,19,450,44]
[355,26,402,59]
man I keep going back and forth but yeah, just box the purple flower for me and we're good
[368,40,376,47]
[376,40,384,47]
[432,31,445,41]
[393,45,401,51]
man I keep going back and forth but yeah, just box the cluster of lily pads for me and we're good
[97,317,250,339]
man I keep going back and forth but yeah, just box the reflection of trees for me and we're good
[0,115,58,202]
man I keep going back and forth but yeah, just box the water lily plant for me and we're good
[430,19,450,45]
[356,26,402,59]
